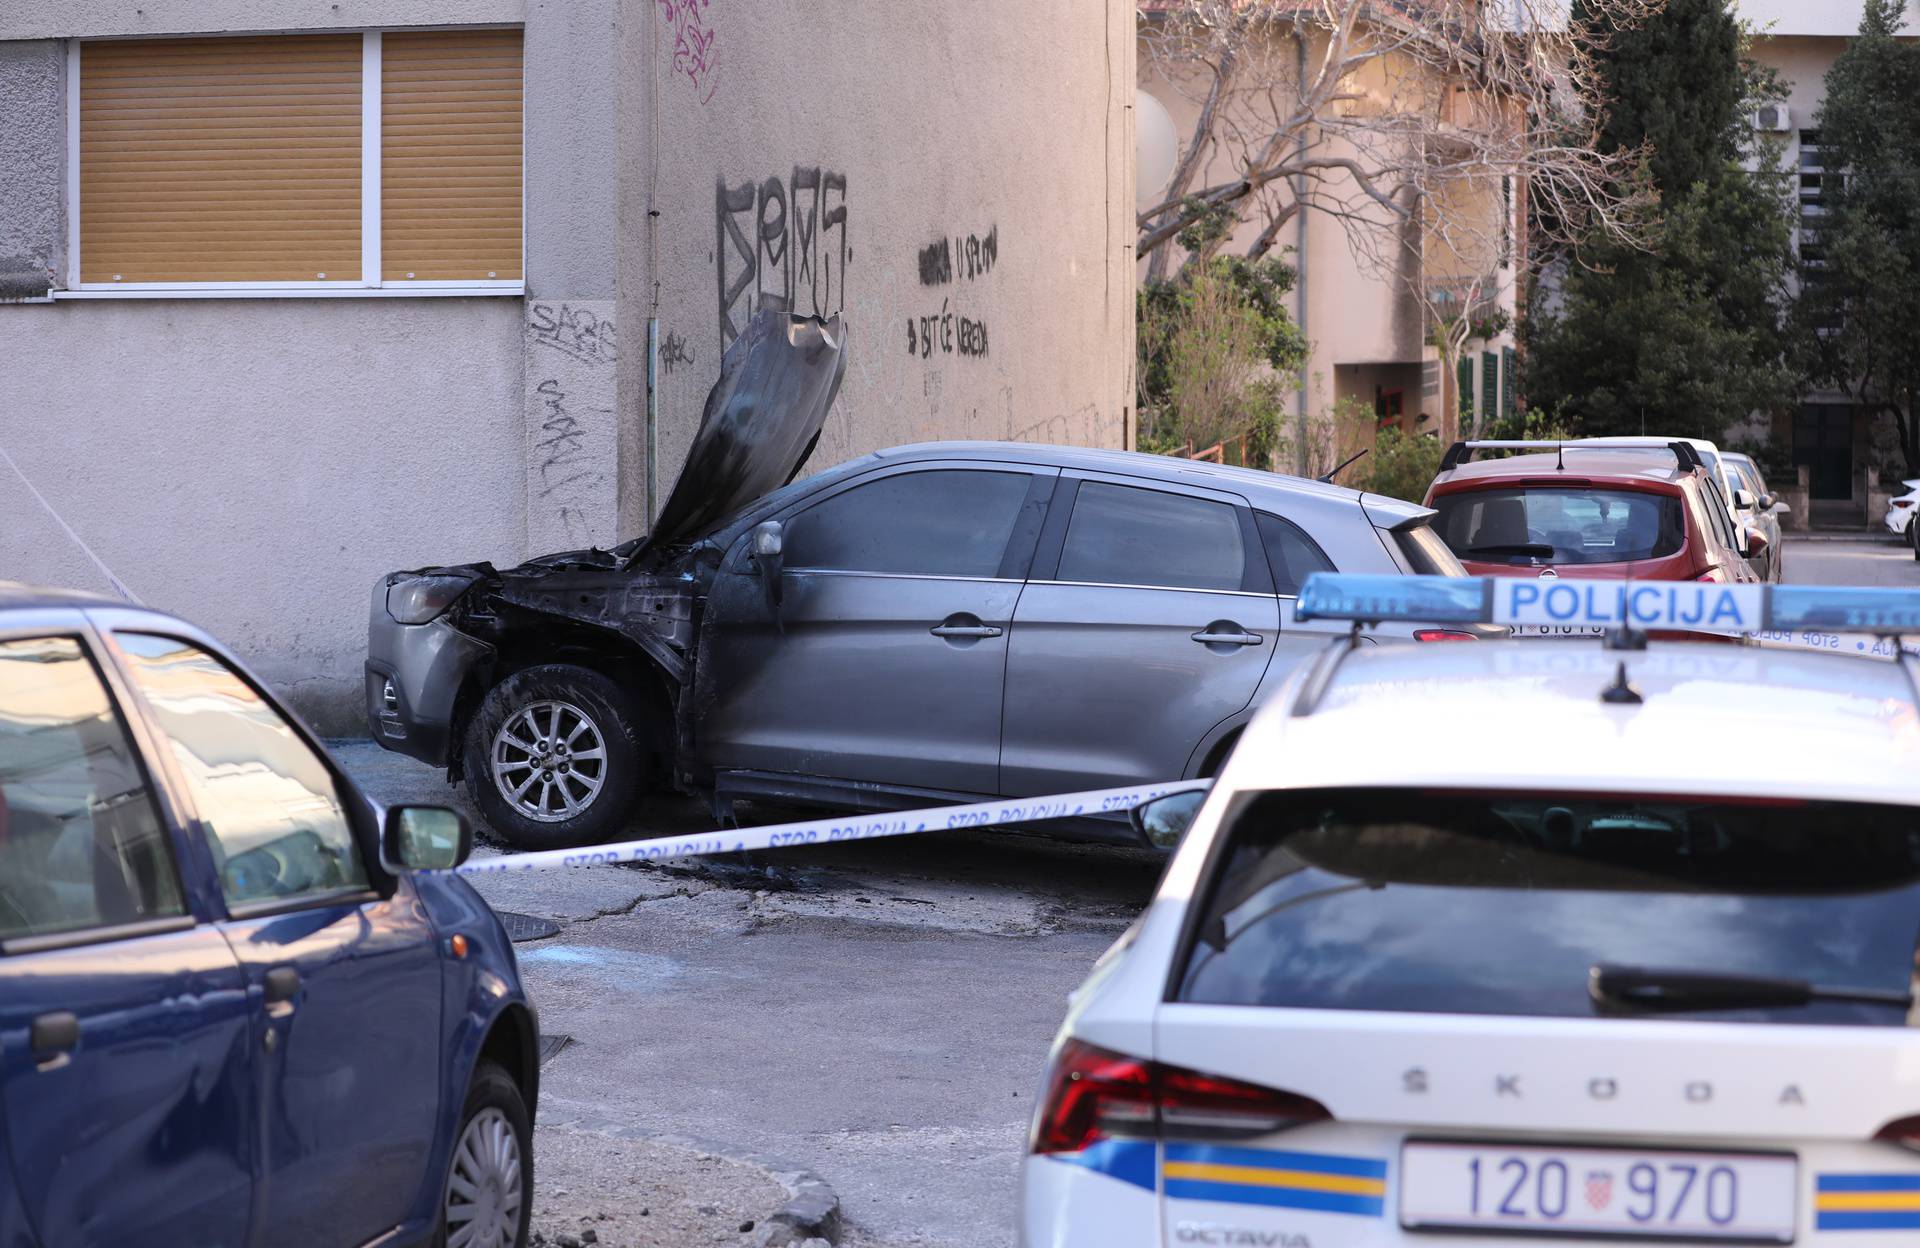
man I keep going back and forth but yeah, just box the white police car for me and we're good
[1021,575,1920,1247]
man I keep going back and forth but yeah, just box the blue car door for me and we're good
[112,632,443,1248]
[0,626,254,1248]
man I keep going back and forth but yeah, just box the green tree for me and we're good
[1524,0,1798,440]
[1137,255,1308,465]
[1794,0,1920,476]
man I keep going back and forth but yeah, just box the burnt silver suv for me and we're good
[367,311,1484,849]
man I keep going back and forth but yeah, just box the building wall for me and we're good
[635,0,1134,510]
[0,0,1132,732]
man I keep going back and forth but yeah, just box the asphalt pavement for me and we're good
[339,744,1162,1247]
[1779,531,1918,586]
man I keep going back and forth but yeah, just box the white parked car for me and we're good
[1021,574,1920,1248]
[1885,477,1920,561]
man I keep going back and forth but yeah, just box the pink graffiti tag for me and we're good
[659,0,718,103]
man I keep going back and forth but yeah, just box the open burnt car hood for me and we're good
[634,308,848,561]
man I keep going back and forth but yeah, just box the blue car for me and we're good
[0,585,537,1248]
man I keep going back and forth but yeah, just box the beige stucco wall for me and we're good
[632,0,1135,519]
[0,0,1133,732]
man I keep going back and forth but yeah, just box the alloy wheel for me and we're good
[491,699,607,822]
[444,1106,523,1248]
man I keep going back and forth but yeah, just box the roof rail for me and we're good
[1438,439,1704,474]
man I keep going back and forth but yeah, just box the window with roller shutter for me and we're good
[71,28,522,293]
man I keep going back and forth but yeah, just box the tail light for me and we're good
[1029,1039,1330,1155]
[1894,499,1915,509]
[1693,567,1725,583]
[1874,1116,1920,1152]
[1414,628,1478,642]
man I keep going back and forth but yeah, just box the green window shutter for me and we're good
[1458,357,1473,417]
[1501,346,1517,419]
[1482,350,1499,422]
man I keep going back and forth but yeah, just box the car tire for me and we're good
[437,1059,533,1248]
[464,663,647,850]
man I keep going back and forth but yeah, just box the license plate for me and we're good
[1513,624,1609,638]
[1399,1141,1798,1243]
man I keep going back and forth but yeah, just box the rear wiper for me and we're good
[1467,542,1555,558]
[1590,964,1913,1014]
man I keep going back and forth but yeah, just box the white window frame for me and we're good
[56,27,525,300]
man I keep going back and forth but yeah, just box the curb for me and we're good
[540,1095,842,1246]
[1783,532,1905,544]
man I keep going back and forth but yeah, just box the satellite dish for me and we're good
[1137,89,1180,210]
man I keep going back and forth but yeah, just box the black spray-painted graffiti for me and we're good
[917,225,999,287]
[529,301,620,366]
[716,168,849,349]
[907,224,999,360]
[660,328,695,375]
[906,298,989,360]
[533,378,609,540]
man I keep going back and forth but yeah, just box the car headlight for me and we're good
[386,575,475,624]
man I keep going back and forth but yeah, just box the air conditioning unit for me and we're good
[1753,104,1792,132]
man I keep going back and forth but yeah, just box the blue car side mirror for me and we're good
[383,805,473,872]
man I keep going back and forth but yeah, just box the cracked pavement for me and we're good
[335,743,1163,1246]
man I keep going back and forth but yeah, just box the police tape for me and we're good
[454,778,1212,875]
[1750,629,1920,659]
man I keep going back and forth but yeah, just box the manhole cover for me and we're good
[539,1034,573,1066]
[495,910,561,943]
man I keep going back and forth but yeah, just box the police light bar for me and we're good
[1295,574,1920,635]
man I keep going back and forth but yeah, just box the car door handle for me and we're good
[1191,625,1263,647]
[930,613,1003,639]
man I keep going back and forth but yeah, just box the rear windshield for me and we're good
[1175,788,1920,1025]
[1432,487,1685,566]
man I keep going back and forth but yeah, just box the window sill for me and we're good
[51,285,524,300]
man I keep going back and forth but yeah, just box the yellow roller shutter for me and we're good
[382,28,523,282]
[79,35,363,284]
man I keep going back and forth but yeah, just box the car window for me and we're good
[1254,512,1336,595]
[1392,522,1466,577]
[1176,787,1920,1026]
[784,469,1032,577]
[0,636,184,943]
[1697,479,1743,554]
[115,634,367,908]
[1432,488,1685,566]
[1057,482,1245,591]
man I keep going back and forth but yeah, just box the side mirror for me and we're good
[382,805,472,872]
[1773,499,1792,515]
[1130,788,1208,850]
[1732,489,1756,512]
[750,520,785,619]
[1744,529,1770,560]
[1759,493,1777,511]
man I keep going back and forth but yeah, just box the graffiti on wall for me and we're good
[660,328,695,376]
[525,300,618,549]
[529,301,620,367]
[658,0,718,103]
[716,167,849,350]
[906,224,1000,360]
[916,225,998,287]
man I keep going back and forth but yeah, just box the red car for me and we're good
[1423,440,1764,635]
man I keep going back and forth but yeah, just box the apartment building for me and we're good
[1137,4,1523,459]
